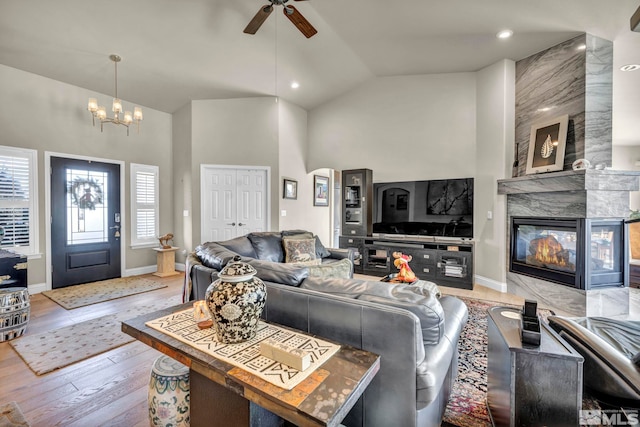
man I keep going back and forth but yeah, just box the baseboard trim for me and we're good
[125,265,157,277]
[176,262,185,272]
[474,275,507,293]
[28,282,48,294]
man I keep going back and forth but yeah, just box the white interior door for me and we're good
[236,169,267,234]
[201,166,269,243]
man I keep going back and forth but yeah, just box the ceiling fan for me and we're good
[244,0,317,38]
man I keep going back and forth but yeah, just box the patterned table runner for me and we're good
[146,310,340,390]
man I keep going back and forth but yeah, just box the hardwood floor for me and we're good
[0,274,184,427]
[0,274,540,426]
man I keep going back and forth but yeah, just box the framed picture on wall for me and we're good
[283,178,297,199]
[313,175,329,206]
[526,114,569,175]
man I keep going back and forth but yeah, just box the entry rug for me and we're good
[11,295,181,375]
[42,276,168,309]
[0,401,29,427]
[146,309,341,390]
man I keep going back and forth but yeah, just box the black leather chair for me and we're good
[548,316,640,408]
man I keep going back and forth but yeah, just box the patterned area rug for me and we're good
[0,401,29,427]
[10,295,181,375]
[441,297,497,427]
[42,276,168,309]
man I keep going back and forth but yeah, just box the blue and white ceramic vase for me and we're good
[205,256,267,343]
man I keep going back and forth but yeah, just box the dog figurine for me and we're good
[158,233,174,249]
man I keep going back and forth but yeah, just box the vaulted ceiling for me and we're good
[1,0,639,144]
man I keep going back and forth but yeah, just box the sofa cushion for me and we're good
[300,277,445,345]
[195,242,240,270]
[281,230,331,259]
[283,237,317,263]
[306,258,352,279]
[247,232,284,262]
[217,236,257,258]
[246,259,309,287]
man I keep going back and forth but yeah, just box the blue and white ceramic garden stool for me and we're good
[148,355,190,427]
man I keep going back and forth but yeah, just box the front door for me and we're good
[201,166,268,243]
[51,157,121,289]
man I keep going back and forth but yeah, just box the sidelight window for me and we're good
[0,145,38,255]
[131,163,159,248]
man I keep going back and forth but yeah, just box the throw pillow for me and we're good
[306,258,352,279]
[292,259,322,266]
[283,238,317,264]
[281,230,331,259]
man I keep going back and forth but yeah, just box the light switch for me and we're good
[281,210,287,217]
[183,210,189,217]
[487,211,493,220]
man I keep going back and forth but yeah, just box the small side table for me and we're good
[153,247,181,277]
[487,306,583,427]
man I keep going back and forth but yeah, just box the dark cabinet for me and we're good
[339,236,365,274]
[341,169,372,237]
[350,238,474,289]
[0,249,28,289]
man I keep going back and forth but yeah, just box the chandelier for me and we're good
[87,54,142,136]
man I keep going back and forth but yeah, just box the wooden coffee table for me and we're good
[122,303,380,427]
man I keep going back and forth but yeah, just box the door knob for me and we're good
[228,222,236,226]
[239,223,245,226]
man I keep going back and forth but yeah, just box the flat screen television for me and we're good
[372,178,474,239]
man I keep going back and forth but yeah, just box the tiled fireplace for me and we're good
[510,216,625,290]
[498,169,640,317]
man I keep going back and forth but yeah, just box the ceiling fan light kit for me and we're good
[244,0,317,38]
[87,54,143,136]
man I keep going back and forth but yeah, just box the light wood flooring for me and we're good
[0,274,523,426]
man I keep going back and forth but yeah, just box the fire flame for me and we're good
[533,236,567,267]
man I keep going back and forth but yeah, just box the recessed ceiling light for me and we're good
[290,81,300,89]
[496,29,513,39]
[620,64,640,72]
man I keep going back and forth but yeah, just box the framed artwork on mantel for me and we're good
[526,114,569,175]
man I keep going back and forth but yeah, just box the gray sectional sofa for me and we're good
[185,231,469,427]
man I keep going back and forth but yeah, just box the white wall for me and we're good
[172,102,192,263]
[308,73,477,182]
[190,97,279,243]
[277,100,332,244]
[474,60,516,291]
[612,145,640,211]
[0,64,173,286]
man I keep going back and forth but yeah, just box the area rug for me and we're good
[42,276,168,309]
[441,297,500,427]
[10,295,181,375]
[0,401,29,427]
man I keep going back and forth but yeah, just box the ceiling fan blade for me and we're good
[283,5,317,38]
[243,5,273,35]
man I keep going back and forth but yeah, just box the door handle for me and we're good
[238,223,245,226]
[228,222,236,226]
[109,225,120,230]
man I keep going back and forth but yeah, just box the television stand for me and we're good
[341,236,474,289]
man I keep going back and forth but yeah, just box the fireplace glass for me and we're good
[513,222,577,275]
[511,217,626,290]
